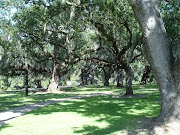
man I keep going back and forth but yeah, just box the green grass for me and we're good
[0,92,73,112]
[0,84,160,135]
[0,85,123,112]
[0,85,121,112]
[0,84,158,112]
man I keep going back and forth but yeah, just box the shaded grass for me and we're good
[0,84,160,135]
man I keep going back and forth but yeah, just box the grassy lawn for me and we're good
[0,85,125,112]
[0,84,160,135]
[0,92,73,112]
[0,84,158,112]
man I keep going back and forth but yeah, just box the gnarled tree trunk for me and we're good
[128,0,180,123]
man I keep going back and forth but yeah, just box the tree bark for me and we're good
[124,65,133,95]
[104,75,110,86]
[80,69,85,86]
[47,45,60,92]
[37,79,42,88]
[128,0,180,123]
[116,68,124,88]
[81,68,88,86]
[103,67,111,86]
[47,64,60,91]
[25,37,28,97]
[140,66,151,84]
[25,59,29,96]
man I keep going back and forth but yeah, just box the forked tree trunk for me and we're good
[128,0,180,123]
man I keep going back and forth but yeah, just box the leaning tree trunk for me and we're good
[128,0,180,123]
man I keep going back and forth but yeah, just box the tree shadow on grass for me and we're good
[26,93,160,135]
[0,93,28,112]
[0,123,12,131]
